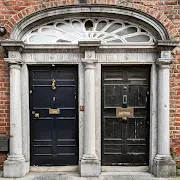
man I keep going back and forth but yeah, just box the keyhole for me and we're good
[123,95,127,104]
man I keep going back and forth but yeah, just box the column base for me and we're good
[3,155,27,178]
[80,154,101,177]
[153,154,176,178]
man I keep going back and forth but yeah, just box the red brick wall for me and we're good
[0,0,180,168]
[0,47,9,170]
[170,48,180,166]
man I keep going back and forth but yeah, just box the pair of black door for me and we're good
[30,66,149,166]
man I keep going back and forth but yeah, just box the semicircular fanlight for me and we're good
[22,18,155,44]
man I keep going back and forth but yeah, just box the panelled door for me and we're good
[29,66,78,166]
[102,66,150,166]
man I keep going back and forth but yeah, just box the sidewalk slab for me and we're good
[0,171,179,180]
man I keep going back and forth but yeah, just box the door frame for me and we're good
[20,53,158,173]
[18,52,158,171]
[93,62,158,172]
[20,62,85,172]
[3,46,173,174]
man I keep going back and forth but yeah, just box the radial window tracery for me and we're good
[22,18,155,44]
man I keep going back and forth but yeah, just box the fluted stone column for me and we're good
[80,49,100,177]
[153,51,176,178]
[3,62,26,178]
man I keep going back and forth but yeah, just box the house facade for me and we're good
[0,0,180,178]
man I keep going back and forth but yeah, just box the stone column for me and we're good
[153,51,176,178]
[80,50,100,177]
[3,62,26,178]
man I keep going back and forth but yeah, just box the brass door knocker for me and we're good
[52,79,56,90]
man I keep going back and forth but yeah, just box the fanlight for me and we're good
[22,18,155,44]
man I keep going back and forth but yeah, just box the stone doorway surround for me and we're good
[0,5,179,178]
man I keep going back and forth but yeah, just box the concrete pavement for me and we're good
[0,171,180,180]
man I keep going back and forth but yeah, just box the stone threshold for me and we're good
[30,166,79,172]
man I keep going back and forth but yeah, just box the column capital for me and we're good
[81,58,98,69]
[156,49,175,68]
[4,50,23,66]
[156,58,171,68]
[9,64,22,70]
[4,58,23,65]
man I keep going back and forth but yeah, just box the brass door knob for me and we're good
[122,117,127,121]
[34,113,39,118]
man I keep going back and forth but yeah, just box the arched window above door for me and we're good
[22,18,155,44]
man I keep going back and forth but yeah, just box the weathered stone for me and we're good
[80,159,101,177]
[33,174,75,180]
[3,160,26,178]
[153,160,176,178]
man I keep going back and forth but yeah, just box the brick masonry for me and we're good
[0,0,180,169]
[0,46,9,169]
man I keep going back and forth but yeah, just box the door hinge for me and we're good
[29,90,33,94]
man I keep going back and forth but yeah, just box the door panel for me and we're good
[102,66,150,166]
[30,66,78,166]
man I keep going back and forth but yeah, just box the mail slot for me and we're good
[49,109,60,115]
[116,108,134,118]
[0,135,9,152]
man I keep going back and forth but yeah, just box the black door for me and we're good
[102,66,150,166]
[29,66,78,166]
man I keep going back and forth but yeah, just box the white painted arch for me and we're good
[1,5,178,178]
